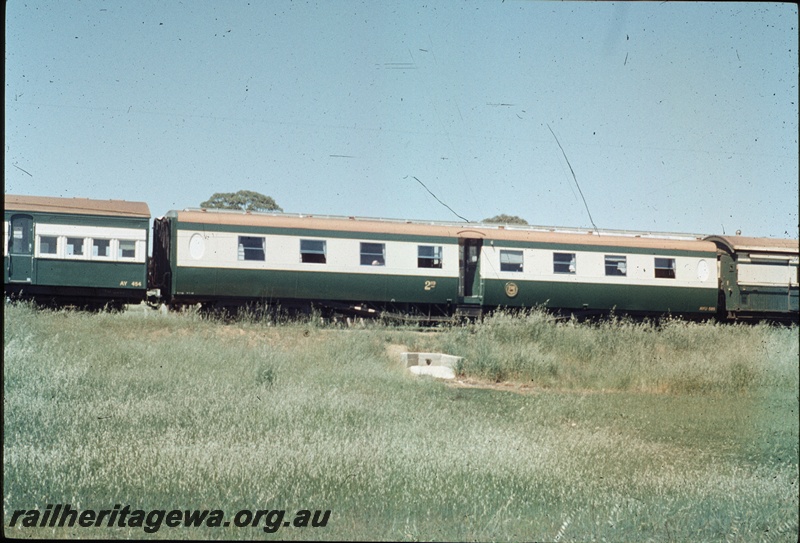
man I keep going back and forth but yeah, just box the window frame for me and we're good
[417,245,443,269]
[65,237,86,258]
[118,239,137,260]
[238,236,266,262]
[38,235,59,256]
[654,257,676,279]
[92,238,112,259]
[604,255,627,277]
[553,252,576,275]
[300,239,327,264]
[499,249,524,272]
[360,242,385,266]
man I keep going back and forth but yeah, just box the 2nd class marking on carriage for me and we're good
[424,280,436,291]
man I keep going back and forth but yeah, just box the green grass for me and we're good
[422,309,800,395]
[4,302,798,541]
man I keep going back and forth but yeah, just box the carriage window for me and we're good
[361,242,385,266]
[500,250,523,272]
[418,245,442,268]
[39,236,58,255]
[553,252,576,274]
[93,239,111,258]
[238,236,265,261]
[66,237,84,256]
[654,257,676,279]
[11,226,28,253]
[119,240,136,259]
[300,239,327,264]
[605,255,627,276]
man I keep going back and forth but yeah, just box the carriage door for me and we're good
[7,214,34,283]
[459,238,483,304]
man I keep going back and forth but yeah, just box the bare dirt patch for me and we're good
[447,377,547,395]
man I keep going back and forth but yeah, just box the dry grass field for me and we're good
[4,302,798,541]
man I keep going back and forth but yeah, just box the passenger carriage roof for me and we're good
[4,195,150,218]
[704,235,799,255]
[171,209,720,252]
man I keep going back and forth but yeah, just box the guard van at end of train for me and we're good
[4,195,151,308]
[706,235,799,322]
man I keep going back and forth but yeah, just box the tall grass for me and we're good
[4,301,798,541]
[428,308,799,395]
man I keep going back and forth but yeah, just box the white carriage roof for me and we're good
[4,194,151,218]
[173,208,721,252]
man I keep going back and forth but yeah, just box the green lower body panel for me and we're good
[482,278,718,315]
[4,257,147,304]
[171,266,720,316]
[172,267,459,306]
[735,285,799,313]
[34,258,148,290]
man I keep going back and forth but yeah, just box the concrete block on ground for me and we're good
[408,365,456,379]
[402,352,462,379]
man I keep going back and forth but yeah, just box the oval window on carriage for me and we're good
[189,234,205,260]
[697,259,709,282]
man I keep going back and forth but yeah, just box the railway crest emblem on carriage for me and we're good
[504,282,519,298]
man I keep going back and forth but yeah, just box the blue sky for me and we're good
[5,1,798,238]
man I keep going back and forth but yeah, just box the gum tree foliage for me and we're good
[482,214,528,225]
[200,190,283,212]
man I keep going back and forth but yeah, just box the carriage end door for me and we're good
[459,238,483,304]
[7,214,34,283]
